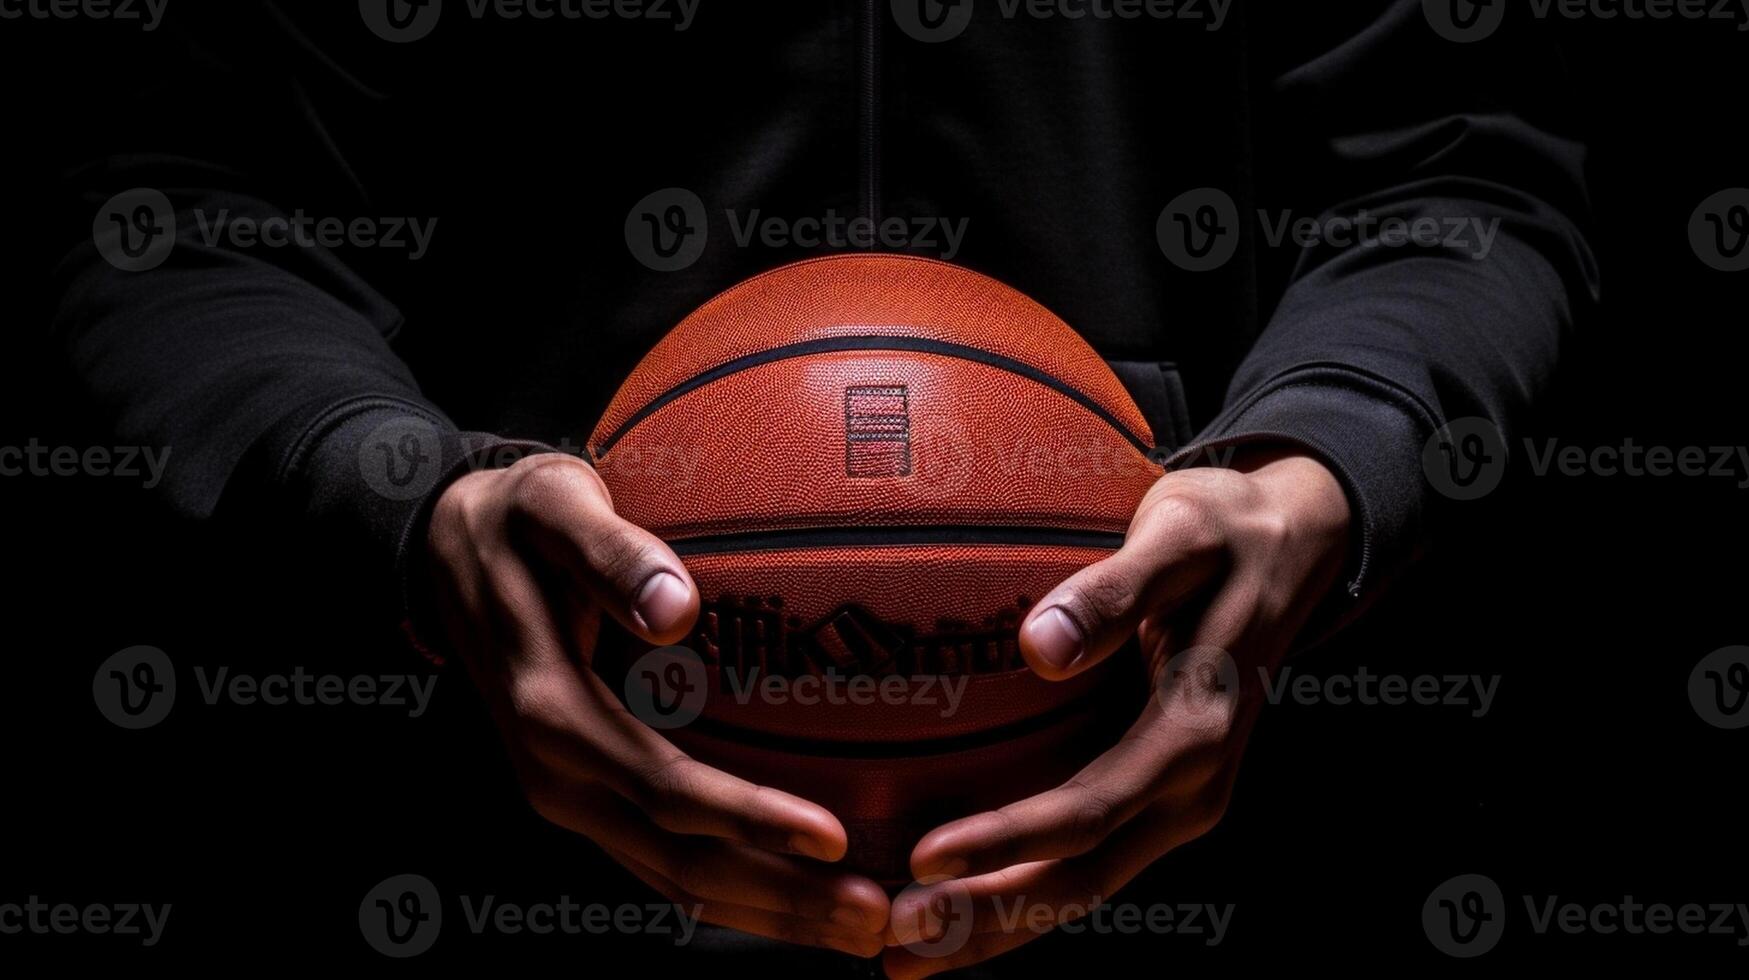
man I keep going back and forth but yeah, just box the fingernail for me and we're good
[635,572,690,636]
[788,833,834,861]
[831,905,871,930]
[922,856,968,879]
[1024,606,1084,671]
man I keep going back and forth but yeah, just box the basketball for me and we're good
[592,254,1163,881]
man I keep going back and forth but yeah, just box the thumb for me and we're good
[510,459,700,646]
[1018,496,1226,680]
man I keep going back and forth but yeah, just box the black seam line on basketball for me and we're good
[665,525,1126,556]
[592,334,1153,457]
[682,697,1117,759]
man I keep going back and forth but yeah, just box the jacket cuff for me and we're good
[273,397,558,660]
[1165,368,1436,601]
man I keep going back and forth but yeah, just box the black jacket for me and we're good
[51,0,1598,632]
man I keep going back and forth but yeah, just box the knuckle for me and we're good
[670,842,720,897]
[1173,718,1239,782]
[1181,784,1234,839]
[509,455,598,513]
[429,483,470,535]
[979,807,1028,864]
[1247,509,1292,550]
[585,529,660,585]
[1061,782,1120,855]
[508,670,567,722]
[504,679,593,778]
[1073,571,1139,627]
[428,482,486,557]
[634,754,705,824]
[1147,493,1225,555]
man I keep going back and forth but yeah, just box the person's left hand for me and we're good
[883,449,1353,977]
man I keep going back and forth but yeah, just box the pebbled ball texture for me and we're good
[590,253,1162,881]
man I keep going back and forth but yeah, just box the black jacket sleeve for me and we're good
[1169,0,1599,598]
[49,12,548,633]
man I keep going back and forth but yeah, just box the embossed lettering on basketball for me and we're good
[591,254,1162,882]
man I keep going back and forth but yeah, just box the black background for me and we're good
[1,7,1744,974]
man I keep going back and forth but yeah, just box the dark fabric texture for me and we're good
[48,1,1598,633]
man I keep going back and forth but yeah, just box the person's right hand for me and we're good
[422,453,889,956]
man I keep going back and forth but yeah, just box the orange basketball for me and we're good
[592,254,1162,881]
